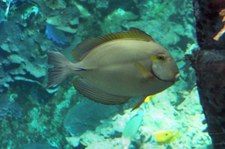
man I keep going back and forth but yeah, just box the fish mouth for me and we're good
[152,71,179,83]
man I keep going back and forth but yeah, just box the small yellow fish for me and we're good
[132,95,155,110]
[152,130,180,145]
[47,28,179,105]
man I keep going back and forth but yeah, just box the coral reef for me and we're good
[0,93,23,120]
[63,99,121,137]
[0,0,212,149]
[19,143,59,149]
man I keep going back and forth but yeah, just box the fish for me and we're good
[151,130,180,145]
[47,28,179,105]
[123,109,144,139]
[132,94,155,111]
[122,96,154,148]
[122,108,144,149]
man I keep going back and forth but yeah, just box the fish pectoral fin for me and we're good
[73,79,130,105]
[135,62,153,80]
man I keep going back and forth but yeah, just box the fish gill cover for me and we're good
[0,0,212,149]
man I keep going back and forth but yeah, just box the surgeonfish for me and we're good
[151,130,180,145]
[47,28,179,105]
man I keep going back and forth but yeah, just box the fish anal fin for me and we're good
[132,96,152,111]
[72,28,155,60]
[73,79,130,105]
[132,97,145,111]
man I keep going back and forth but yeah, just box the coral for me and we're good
[0,17,47,92]
[79,0,109,9]
[19,143,59,149]
[21,5,39,20]
[2,0,30,17]
[0,93,23,120]
[0,8,6,23]
[2,0,13,17]
[45,23,69,46]
[63,99,120,137]
[43,0,66,10]
[101,8,137,33]
[44,5,80,34]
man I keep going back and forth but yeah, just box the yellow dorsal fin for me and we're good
[72,28,155,60]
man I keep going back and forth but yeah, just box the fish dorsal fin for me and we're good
[73,78,130,105]
[72,28,154,60]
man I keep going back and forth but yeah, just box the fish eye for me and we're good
[156,55,166,60]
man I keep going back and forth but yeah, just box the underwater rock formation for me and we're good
[64,100,121,137]
[0,18,46,93]
[194,0,225,49]
[0,93,23,120]
[191,0,225,148]
[191,50,225,148]
[19,143,59,149]
[0,1,77,99]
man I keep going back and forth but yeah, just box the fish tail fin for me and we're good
[121,137,130,149]
[47,51,74,88]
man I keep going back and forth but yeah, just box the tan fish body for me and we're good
[47,28,179,105]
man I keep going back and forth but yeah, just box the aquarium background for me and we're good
[0,0,212,149]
